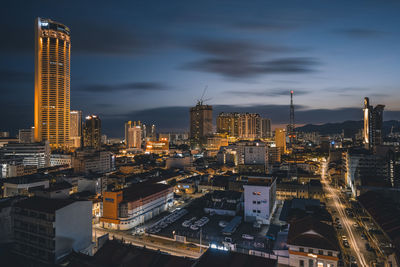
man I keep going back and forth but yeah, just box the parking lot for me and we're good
[145,196,274,253]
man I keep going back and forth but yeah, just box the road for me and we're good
[93,226,203,259]
[320,160,370,267]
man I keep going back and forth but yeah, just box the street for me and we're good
[320,160,375,267]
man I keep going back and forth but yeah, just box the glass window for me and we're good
[319,250,323,255]
[299,247,304,252]
[317,262,324,267]
[328,251,333,256]
[299,260,304,267]
[309,249,313,253]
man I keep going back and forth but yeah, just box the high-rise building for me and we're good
[127,126,142,149]
[34,18,71,149]
[216,112,240,137]
[261,118,272,138]
[0,132,10,138]
[83,115,101,150]
[70,110,82,148]
[363,97,385,150]
[275,128,286,155]
[238,113,261,140]
[190,103,213,148]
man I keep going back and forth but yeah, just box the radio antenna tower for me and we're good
[289,90,295,148]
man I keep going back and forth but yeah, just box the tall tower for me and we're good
[288,90,295,148]
[190,103,213,149]
[363,97,385,150]
[70,110,82,148]
[34,18,71,149]
[83,115,101,150]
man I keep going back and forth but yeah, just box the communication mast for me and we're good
[289,90,295,148]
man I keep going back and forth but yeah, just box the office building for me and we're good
[34,18,71,149]
[261,118,272,138]
[72,149,114,174]
[238,113,261,140]
[190,103,213,148]
[13,197,92,264]
[100,183,173,230]
[217,112,240,137]
[243,178,276,224]
[18,128,33,143]
[127,126,142,149]
[70,110,82,148]
[3,176,49,197]
[275,128,286,155]
[0,141,50,168]
[287,216,340,267]
[83,115,101,150]
[50,153,72,167]
[363,97,385,150]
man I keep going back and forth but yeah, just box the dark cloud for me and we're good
[80,82,169,93]
[182,57,318,78]
[335,28,386,38]
[232,21,296,32]
[188,39,298,58]
[226,89,309,97]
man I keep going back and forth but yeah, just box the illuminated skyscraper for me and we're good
[238,113,261,140]
[70,110,82,148]
[127,126,142,149]
[363,97,385,150]
[217,112,240,137]
[190,103,213,148]
[261,118,272,138]
[275,128,286,155]
[34,18,71,149]
[83,115,101,150]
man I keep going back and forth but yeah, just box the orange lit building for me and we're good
[34,18,71,149]
[100,184,173,230]
[146,140,169,154]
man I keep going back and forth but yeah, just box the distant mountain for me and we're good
[296,120,400,136]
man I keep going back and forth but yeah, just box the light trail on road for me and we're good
[321,160,368,267]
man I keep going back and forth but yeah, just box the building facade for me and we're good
[34,18,71,149]
[83,115,101,150]
[243,178,276,224]
[363,97,385,150]
[100,184,173,230]
[13,197,92,264]
[70,110,82,148]
[0,141,51,168]
[190,103,213,149]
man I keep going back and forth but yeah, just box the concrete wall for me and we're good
[55,201,92,261]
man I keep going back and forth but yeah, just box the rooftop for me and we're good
[122,183,172,202]
[194,248,276,267]
[14,197,75,213]
[287,216,339,251]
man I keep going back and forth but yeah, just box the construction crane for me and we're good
[197,85,212,105]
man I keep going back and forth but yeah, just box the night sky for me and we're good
[1,0,400,137]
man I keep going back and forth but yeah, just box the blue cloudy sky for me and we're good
[1,0,400,137]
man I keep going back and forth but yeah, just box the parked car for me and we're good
[242,234,254,240]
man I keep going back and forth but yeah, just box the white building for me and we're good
[1,158,24,178]
[0,141,50,168]
[101,184,173,230]
[13,197,93,264]
[243,177,276,224]
[50,154,72,167]
[287,216,340,267]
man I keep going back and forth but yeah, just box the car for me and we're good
[341,235,347,240]
[350,256,357,264]
[219,221,228,227]
[190,224,199,230]
[242,234,254,240]
[361,233,367,240]
[353,223,358,227]
[343,241,350,248]
[253,242,264,248]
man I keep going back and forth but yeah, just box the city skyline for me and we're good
[1,1,400,137]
